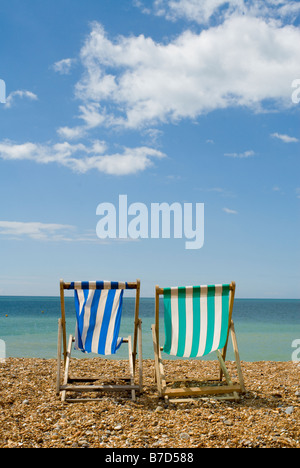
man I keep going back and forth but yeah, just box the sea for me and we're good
[0,297,299,362]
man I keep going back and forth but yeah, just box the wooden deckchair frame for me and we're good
[56,279,142,402]
[152,281,245,403]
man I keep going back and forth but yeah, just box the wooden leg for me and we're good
[216,350,239,400]
[56,319,62,395]
[158,346,167,396]
[151,324,167,398]
[138,319,143,392]
[216,350,232,386]
[220,340,229,382]
[152,324,162,396]
[230,321,246,393]
[128,336,136,401]
[61,334,73,402]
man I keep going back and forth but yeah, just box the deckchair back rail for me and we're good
[62,281,138,290]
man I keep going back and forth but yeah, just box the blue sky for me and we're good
[0,0,299,298]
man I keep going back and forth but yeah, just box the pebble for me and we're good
[78,440,89,448]
[155,406,164,413]
[223,419,233,426]
[285,407,294,415]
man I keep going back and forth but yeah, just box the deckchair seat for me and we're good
[163,284,231,358]
[73,282,126,356]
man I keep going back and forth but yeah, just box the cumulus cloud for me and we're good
[0,221,74,241]
[271,132,299,143]
[138,0,300,25]
[151,0,244,24]
[0,221,101,242]
[57,125,87,140]
[0,139,166,176]
[223,207,238,214]
[72,17,300,131]
[224,150,255,158]
[5,90,38,108]
[52,58,76,74]
[4,1,300,178]
[56,103,109,139]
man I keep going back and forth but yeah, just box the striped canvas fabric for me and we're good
[73,282,126,355]
[163,284,231,358]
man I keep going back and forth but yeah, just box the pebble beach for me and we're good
[0,358,299,449]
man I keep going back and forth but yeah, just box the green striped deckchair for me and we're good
[152,281,245,402]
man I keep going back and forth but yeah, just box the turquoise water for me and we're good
[0,297,299,361]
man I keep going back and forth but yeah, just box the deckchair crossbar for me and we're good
[165,384,242,397]
[60,384,140,392]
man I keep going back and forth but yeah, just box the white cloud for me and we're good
[52,58,76,75]
[0,139,166,176]
[5,90,38,108]
[0,221,101,243]
[5,2,299,178]
[0,221,74,241]
[57,125,87,140]
[223,207,238,214]
[72,17,300,130]
[271,132,299,143]
[138,0,300,25]
[224,150,255,158]
[154,0,244,24]
[56,103,107,140]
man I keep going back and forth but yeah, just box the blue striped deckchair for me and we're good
[152,281,245,401]
[57,279,142,402]
[73,281,126,355]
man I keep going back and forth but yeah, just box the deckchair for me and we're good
[56,279,142,402]
[152,281,245,402]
